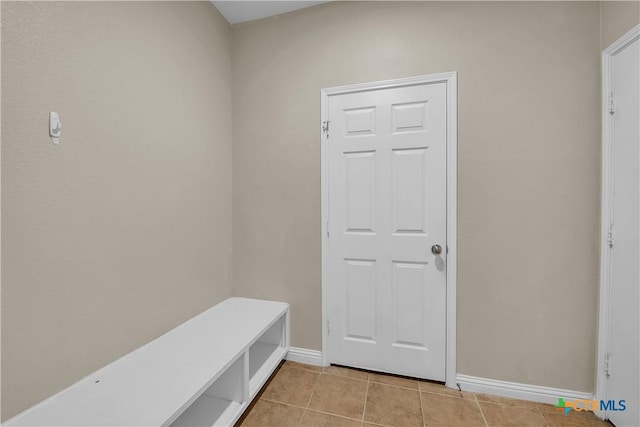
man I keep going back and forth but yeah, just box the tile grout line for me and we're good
[261,397,367,424]
[323,372,369,383]
[296,405,307,426]
[418,386,426,427]
[307,370,322,407]
[361,373,371,425]
[534,402,550,427]
[535,402,557,427]
[284,364,324,375]
[270,401,365,423]
[311,409,365,423]
[296,369,322,427]
[261,397,308,411]
[474,394,489,427]
[368,379,420,390]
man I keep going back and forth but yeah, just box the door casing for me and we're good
[596,23,640,421]
[320,72,458,388]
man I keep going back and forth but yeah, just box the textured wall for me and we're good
[3,1,629,419]
[1,1,232,420]
[600,1,640,49]
[232,1,601,392]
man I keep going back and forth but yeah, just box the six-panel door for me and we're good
[327,82,447,380]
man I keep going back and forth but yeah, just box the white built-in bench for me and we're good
[6,297,289,427]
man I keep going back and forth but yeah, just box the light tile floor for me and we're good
[237,361,613,427]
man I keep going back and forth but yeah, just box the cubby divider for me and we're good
[248,317,287,396]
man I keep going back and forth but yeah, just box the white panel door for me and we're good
[327,82,447,380]
[607,35,639,427]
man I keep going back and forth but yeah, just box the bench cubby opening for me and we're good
[249,316,287,395]
[170,355,247,427]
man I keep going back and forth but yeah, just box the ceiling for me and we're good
[212,1,329,25]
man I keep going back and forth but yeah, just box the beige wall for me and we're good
[232,2,601,392]
[601,1,640,49]
[3,0,633,419]
[1,1,232,420]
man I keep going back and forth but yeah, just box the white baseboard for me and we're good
[456,374,594,405]
[286,347,325,367]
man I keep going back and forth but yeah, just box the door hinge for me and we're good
[608,226,614,249]
[609,93,615,115]
[327,318,330,335]
[604,353,610,378]
[326,221,330,238]
[322,120,330,138]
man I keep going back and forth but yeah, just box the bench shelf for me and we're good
[6,298,289,427]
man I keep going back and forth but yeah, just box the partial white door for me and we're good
[605,32,639,427]
[326,80,447,380]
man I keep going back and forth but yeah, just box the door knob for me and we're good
[431,244,443,255]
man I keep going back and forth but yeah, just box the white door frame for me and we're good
[595,24,640,419]
[320,72,458,388]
